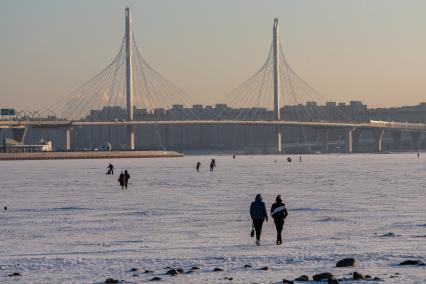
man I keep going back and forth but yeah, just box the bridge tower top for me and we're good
[273,18,281,121]
[125,7,134,122]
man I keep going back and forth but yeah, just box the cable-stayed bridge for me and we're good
[2,8,425,153]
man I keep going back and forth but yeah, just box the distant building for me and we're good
[3,138,53,153]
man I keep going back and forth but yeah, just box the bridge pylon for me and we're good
[125,7,135,150]
[273,18,282,152]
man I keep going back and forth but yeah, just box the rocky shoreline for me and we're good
[9,257,421,283]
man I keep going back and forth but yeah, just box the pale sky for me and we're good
[1,0,426,110]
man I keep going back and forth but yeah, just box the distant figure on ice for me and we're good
[124,170,130,189]
[233,154,236,159]
[287,157,292,162]
[196,162,201,172]
[118,172,126,189]
[418,152,420,158]
[250,194,268,245]
[270,195,288,245]
[299,156,302,163]
[107,163,114,175]
[210,158,216,172]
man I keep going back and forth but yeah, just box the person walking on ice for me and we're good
[210,158,216,172]
[270,195,288,245]
[250,194,268,245]
[196,162,201,172]
[118,172,125,189]
[124,170,130,189]
[107,163,114,175]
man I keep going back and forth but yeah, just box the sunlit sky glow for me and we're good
[1,0,426,110]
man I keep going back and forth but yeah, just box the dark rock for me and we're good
[132,274,138,277]
[145,270,154,274]
[213,267,224,272]
[373,277,382,281]
[378,232,397,237]
[390,275,398,278]
[4,206,7,211]
[294,275,309,281]
[129,268,138,272]
[150,277,162,281]
[260,266,269,270]
[336,258,356,267]
[244,264,252,268]
[353,271,365,280]
[191,266,200,270]
[8,272,21,277]
[166,269,179,276]
[105,278,119,284]
[282,279,294,284]
[224,277,234,280]
[399,260,425,266]
[176,268,184,273]
[313,272,339,283]
[365,275,371,279]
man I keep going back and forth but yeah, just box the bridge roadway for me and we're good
[1,119,426,132]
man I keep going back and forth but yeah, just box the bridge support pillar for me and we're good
[320,129,329,153]
[128,125,135,150]
[392,130,402,151]
[352,129,361,152]
[372,129,384,152]
[411,132,421,151]
[275,127,282,153]
[344,129,353,153]
[66,128,71,151]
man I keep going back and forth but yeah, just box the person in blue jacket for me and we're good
[250,194,268,245]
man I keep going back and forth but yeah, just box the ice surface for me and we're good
[0,154,425,283]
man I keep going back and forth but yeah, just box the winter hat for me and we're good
[276,195,282,203]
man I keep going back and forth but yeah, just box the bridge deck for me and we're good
[1,120,425,131]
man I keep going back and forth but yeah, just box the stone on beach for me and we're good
[312,272,339,283]
[166,269,179,276]
[336,258,356,267]
[294,275,309,281]
[399,260,425,266]
[352,271,365,280]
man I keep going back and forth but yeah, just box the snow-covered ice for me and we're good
[0,154,425,283]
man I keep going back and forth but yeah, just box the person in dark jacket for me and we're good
[107,163,114,175]
[118,172,125,189]
[124,170,130,189]
[210,159,216,172]
[250,194,268,245]
[270,195,288,245]
[196,162,201,172]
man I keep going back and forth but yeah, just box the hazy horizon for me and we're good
[1,0,426,111]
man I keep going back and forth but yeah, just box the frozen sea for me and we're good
[0,154,425,283]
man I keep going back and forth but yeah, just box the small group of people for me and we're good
[195,158,217,172]
[118,170,130,189]
[250,194,288,245]
[106,163,130,189]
